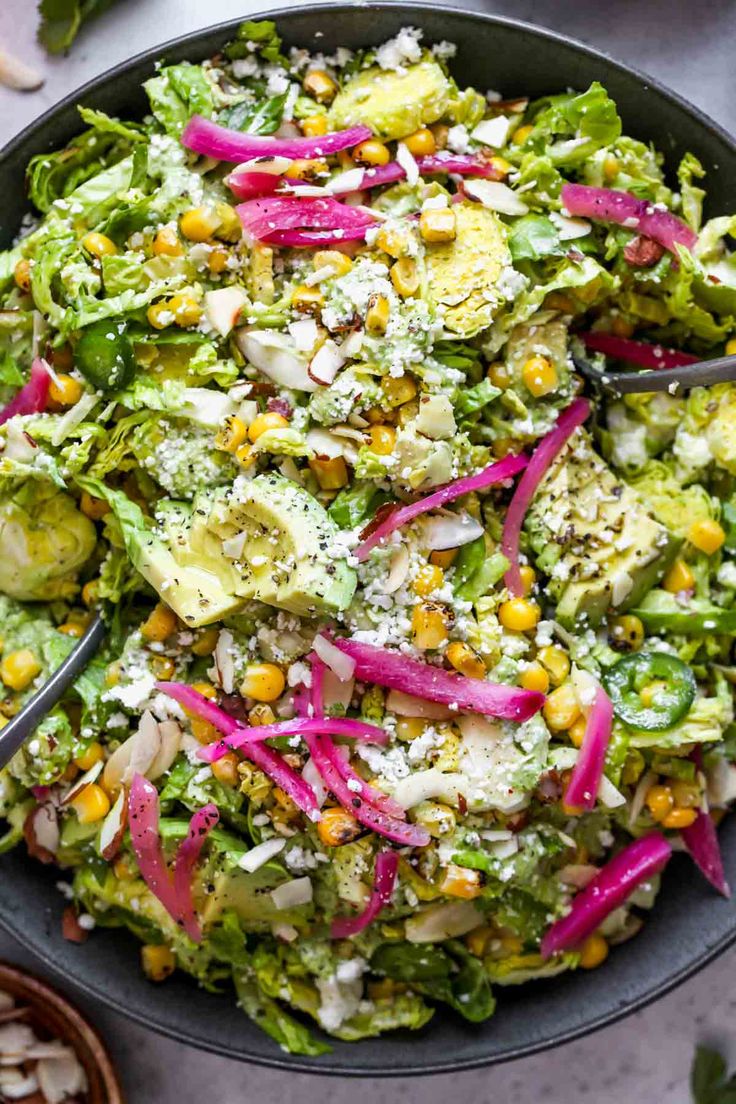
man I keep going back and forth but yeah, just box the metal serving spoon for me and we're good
[0,615,106,770]
[572,351,736,395]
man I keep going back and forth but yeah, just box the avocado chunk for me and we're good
[329,59,451,141]
[207,472,357,616]
[78,482,246,627]
[425,203,510,336]
[525,430,681,627]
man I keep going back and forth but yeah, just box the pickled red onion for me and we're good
[682,809,730,897]
[541,832,672,957]
[128,773,179,923]
[355,452,528,561]
[327,639,544,723]
[561,183,697,255]
[579,332,699,370]
[0,358,50,426]
[173,803,219,942]
[502,397,591,596]
[331,850,399,938]
[563,687,614,811]
[182,115,370,163]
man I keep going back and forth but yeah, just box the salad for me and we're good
[0,19,735,1056]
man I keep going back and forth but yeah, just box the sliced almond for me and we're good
[60,760,103,806]
[23,805,59,864]
[0,48,43,92]
[37,1051,87,1104]
[98,787,127,861]
[147,719,181,780]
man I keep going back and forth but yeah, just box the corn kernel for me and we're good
[313,249,353,277]
[235,443,256,469]
[80,491,111,521]
[208,246,230,275]
[440,864,482,900]
[113,857,134,880]
[180,206,220,242]
[58,622,85,638]
[725,337,736,356]
[609,614,645,651]
[412,602,451,650]
[317,805,363,847]
[368,424,396,455]
[396,718,427,741]
[662,807,698,830]
[390,257,420,298]
[303,69,337,103]
[141,944,176,982]
[376,225,412,259]
[152,226,183,257]
[487,155,513,179]
[191,627,219,657]
[430,548,458,569]
[49,373,83,406]
[568,716,588,748]
[537,645,570,686]
[82,232,117,259]
[13,258,31,291]
[381,374,417,407]
[211,752,240,787]
[191,682,217,700]
[240,663,285,703]
[285,158,328,181]
[104,660,121,687]
[301,113,329,137]
[445,641,485,679]
[353,139,391,166]
[365,293,390,334]
[603,155,620,183]
[73,742,103,771]
[413,563,444,597]
[191,717,218,744]
[498,598,540,632]
[419,207,457,243]
[519,662,550,694]
[140,603,178,643]
[646,784,674,822]
[71,782,110,824]
[662,558,695,593]
[519,565,536,595]
[215,414,248,453]
[465,925,495,957]
[522,354,558,398]
[579,933,609,969]
[168,292,202,327]
[544,291,576,313]
[513,124,534,145]
[403,128,436,156]
[82,580,100,607]
[0,649,41,691]
[309,455,348,489]
[249,703,276,726]
[543,684,581,732]
[688,518,725,555]
[431,123,450,150]
[146,301,173,330]
[248,411,289,443]
[487,361,513,389]
[142,653,170,682]
[292,284,324,314]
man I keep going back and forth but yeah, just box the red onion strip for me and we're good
[0,358,51,426]
[331,850,399,938]
[579,332,699,371]
[541,832,672,957]
[173,804,220,943]
[561,183,697,255]
[356,452,528,561]
[182,115,371,162]
[563,687,614,811]
[502,397,591,596]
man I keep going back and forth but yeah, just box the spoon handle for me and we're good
[0,615,106,770]
[573,353,736,394]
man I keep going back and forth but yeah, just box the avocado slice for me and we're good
[425,203,510,336]
[329,59,451,141]
[207,472,356,616]
[525,431,681,627]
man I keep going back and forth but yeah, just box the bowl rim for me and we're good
[1,0,735,1077]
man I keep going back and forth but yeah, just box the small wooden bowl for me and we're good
[0,961,125,1103]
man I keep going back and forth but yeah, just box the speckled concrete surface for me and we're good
[0,1,734,1099]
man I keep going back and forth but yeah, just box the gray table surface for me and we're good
[1,0,735,1100]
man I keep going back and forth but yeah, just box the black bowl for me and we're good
[1,2,734,1076]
